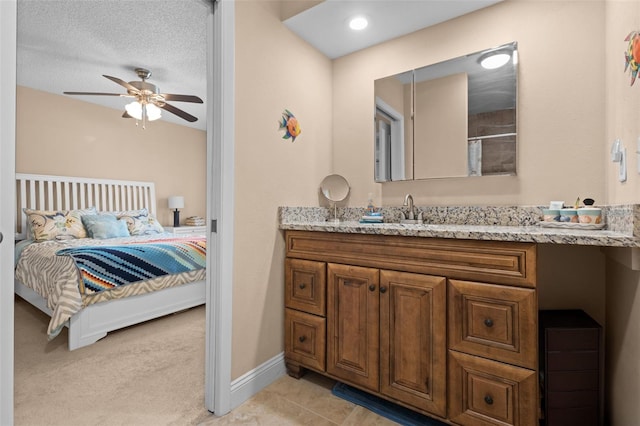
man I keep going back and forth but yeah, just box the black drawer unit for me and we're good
[539,309,603,426]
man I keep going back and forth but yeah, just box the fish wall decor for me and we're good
[279,109,301,142]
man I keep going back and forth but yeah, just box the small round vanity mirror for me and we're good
[320,174,350,223]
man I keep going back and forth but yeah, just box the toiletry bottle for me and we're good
[367,193,375,214]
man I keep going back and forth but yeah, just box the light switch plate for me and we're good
[620,146,627,182]
[637,136,640,174]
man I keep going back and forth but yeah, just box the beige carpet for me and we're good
[14,296,212,426]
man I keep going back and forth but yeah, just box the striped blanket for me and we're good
[56,236,206,294]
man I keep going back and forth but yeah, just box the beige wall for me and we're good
[333,0,606,208]
[233,0,332,379]
[605,1,640,424]
[15,86,206,226]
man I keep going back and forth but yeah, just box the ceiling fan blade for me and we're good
[122,111,132,118]
[160,94,203,103]
[103,75,140,93]
[63,91,126,96]
[158,102,198,122]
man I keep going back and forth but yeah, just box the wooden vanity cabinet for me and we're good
[326,264,447,417]
[284,230,537,425]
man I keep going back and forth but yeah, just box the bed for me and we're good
[14,173,207,350]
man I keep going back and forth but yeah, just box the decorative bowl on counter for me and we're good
[559,208,579,223]
[542,209,561,222]
[577,207,602,224]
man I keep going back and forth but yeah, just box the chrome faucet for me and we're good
[403,194,415,220]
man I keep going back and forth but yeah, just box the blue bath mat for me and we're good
[331,382,447,425]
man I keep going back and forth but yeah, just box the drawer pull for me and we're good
[380,286,387,294]
[484,395,493,405]
[299,283,306,289]
[369,284,376,292]
[484,318,494,327]
[298,335,306,343]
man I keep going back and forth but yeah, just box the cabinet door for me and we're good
[327,263,380,391]
[380,270,447,417]
[380,271,447,417]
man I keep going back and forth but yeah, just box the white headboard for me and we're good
[15,173,156,240]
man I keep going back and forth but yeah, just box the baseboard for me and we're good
[229,351,286,410]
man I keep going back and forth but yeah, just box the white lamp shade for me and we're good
[145,103,162,121]
[125,101,143,119]
[168,196,184,209]
[125,101,162,121]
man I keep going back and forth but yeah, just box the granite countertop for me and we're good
[280,221,640,247]
[279,206,640,248]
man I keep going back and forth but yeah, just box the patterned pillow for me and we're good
[24,207,96,241]
[115,208,165,235]
[82,214,130,239]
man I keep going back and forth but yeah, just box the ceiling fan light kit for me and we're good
[63,67,203,129]
[125,101,162,122]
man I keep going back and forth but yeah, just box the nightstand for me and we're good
[164,225,206,236]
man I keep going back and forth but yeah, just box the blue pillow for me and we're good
[81,214,130,239]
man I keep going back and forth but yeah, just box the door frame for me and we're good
[374,96,405,182]
[0,0,234,421]
[205,0,234,415]
[0,1,17,423]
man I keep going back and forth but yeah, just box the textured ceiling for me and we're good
[17,0,210,130]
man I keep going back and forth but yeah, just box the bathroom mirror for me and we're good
[374,42,518,182]
[320,174,350,223]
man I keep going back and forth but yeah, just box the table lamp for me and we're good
[168,196,184,227]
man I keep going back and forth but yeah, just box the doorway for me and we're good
[0,0,234,422]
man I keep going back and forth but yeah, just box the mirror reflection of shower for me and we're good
[320,174,350,223]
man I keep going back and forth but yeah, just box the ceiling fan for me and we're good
[63,68,203,128]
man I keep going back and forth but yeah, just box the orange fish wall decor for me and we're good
[279,109,301,142]
[624,30,640,86]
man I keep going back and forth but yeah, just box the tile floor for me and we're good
[199,372,400,425]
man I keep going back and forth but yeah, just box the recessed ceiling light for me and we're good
[349,16,368,31]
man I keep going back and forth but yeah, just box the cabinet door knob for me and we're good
[298,335,306,343]
[369,284,376,291]
[380,286,387,293]
[484,395,493,405]
[484,318,494,327]
[299,283,306,289]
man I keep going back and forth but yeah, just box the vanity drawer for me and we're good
[448,351,537,426]
[285,258,326,316]
[285,308,326,372]
[448,279,537,369]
